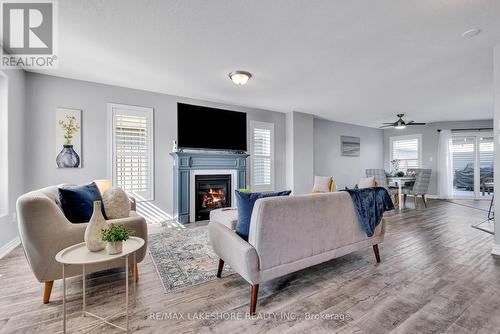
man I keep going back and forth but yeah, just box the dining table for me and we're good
[386,176,417,211]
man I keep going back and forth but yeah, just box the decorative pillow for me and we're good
[311,176,332,193]
[235,190,292,240]
[103,187,131,219]
[58,182,107,224]
[358,176,375,189]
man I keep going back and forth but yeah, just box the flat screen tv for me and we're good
[177,103,247,151]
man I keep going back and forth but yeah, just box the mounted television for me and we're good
[177,103,247,151]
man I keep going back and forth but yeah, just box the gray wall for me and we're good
[0,69,26,249]
[24,72,286,218]
[383,119,493,195]
[494,45,500,248]
[286,111,314,194]
[314,118,384,189]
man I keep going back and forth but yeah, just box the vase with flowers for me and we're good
[56,114,81,168]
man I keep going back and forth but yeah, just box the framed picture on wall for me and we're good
[55,108,82,168]
[341,136,360,157]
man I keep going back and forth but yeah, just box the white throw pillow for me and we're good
[358,176,375,189]
[103,187,131,219]
[312,176,332,193]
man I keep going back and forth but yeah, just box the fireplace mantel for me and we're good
[170,151,249,223]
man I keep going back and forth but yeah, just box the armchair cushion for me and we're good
[58,182,107,223]
[103,187,131,219]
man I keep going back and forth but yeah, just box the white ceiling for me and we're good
[32,0,500,127]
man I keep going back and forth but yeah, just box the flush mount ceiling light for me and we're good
[229,70,252,85]
[462,29,481,38]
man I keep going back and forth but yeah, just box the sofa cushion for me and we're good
[59,182,107,223]
[210,208,238,230]
[311,176,332,193]
[358,176,375,189]
[235,190,291,240]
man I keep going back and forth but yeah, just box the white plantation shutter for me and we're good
[390,135,421,171]
[109,104,154,201]
[250,121,274,191]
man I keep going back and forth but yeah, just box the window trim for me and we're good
[107,103,155,201]
[249,120,275,192]
[389,134,422,170]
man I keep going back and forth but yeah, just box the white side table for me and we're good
[55,237,145,333]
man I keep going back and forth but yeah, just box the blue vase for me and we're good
[56,145,80,168]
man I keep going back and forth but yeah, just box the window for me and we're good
[390,134,422,171]
[108,103,154,201]
[250,121,274,192]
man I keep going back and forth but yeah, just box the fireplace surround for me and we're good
[170,151,249,223]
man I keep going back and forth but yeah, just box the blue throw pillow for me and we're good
[235,190,291,240]
[58,182,107,224]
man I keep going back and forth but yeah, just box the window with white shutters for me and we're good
[108,104,154,201]
[390,135,422,171]
[250,121,274,192]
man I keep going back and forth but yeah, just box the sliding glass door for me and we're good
[479,136,494,197]
[451,133,493,198]
[452,137,475,197]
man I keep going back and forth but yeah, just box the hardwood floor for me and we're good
[1,200,499,333]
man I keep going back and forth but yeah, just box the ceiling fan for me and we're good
[380,114,426,129]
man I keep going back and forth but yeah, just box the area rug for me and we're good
[148,225,234,292]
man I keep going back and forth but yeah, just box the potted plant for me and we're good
[101,223,130,255]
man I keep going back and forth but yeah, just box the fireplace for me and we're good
[195,174,232,221]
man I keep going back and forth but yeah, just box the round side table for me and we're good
[55,237,144,333]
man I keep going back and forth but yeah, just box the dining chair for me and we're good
[365,169,399,204]
[403,169,432,208]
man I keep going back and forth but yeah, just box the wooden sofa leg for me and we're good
[216,259,224,278]
[403,194,407,207]
[130,262,139,282]
[422,194,428,208]
[250,284,259,315]
[43,281,54,304]
[372,245,381,263]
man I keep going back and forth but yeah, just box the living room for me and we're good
[1,1,500,333]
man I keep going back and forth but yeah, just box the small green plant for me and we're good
[396,171,405,177]
[238,188,251,193]
[101,224,130,242]
[58,114,80,145]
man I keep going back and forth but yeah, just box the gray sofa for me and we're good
[208,191,385,314]
[16,185,148,304]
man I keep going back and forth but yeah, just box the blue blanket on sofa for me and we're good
[341,187,394,237]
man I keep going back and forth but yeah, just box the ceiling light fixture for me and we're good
[394,124,406,130]
[229,70,252,85]
[462,29,481,38]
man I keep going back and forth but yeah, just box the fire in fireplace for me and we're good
[195,174,231,221]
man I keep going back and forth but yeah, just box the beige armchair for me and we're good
[16,184,148,304]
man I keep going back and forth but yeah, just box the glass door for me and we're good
[452,137,476,198]
[450,133,494,199]
[479,136,494,197]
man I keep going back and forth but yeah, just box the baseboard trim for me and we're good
[0,237,20,259]
[491,243,500,256]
